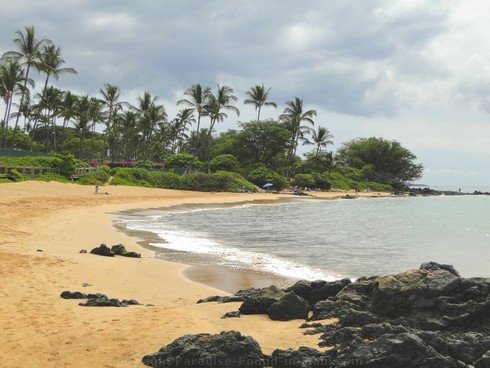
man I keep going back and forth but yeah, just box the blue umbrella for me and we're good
[263,183,273,188]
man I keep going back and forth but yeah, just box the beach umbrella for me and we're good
[263,183,273,189]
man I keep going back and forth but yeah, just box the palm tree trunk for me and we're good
[4,97,13,148]
[257,106,261,122]
[14,63,31,129]
[2,97,11,148]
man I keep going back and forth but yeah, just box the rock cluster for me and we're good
[142,331,265,368]
[89,243,141,258]
[60,290,140,307]
[189,262,489,367]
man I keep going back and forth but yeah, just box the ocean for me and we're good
[116,195,490,281]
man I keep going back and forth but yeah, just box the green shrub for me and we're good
[94,168,110,183]
[209,154,241,173]
[35,173,70,183]
[327,171,358,190]
[0,178,11,183]
[149,171,183,189]
[10,169,25,182]
[134,160,154,170]
[181,171,257,192]
[248,166,287,190]
[293,174,316,188]
[78,172,98,185]
[310,172,332,190]
[357,181,393,192]
[111,168,153,187]
[165,153,202,171]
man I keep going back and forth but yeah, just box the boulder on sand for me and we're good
[60,291,87,299]
[239,286,287,315]
[111,244,127,255]
[268,292,310,321]
[142,331,265,368]
[90,243,114,257]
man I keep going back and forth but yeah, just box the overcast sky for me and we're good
[1,1,489,187]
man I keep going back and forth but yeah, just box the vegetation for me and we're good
[0,26,424,192]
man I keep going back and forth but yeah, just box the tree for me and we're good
[2,26,51,132]
[134,91,166,161]
[73,95,93,159]
[177,83,210,134]
[244,84,277,121]
[0,61,32,147]
[209,154,240,173]
[205,85,240,138]
[99,84,126,159]
[170,108,194,153]
[279,97,317,177]
[303,126,333,156]
[38,44,77,107]
[117,111,139,160]
[336,137,423,183]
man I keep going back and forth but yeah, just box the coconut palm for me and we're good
[73,95,93,159]
[38,44,77,103]
[134,91,166,161]
[117,111,139,160]
[205,84,239,138]
[2,26,51,131]
[177,83,210,134]
[303,126,333,156]
[0,61,32,147]
[99,84,127,159]
[244,84,277,121]
[280,97,317,178]
[170,108,195,153]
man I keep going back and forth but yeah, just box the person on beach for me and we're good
[95,182,99,194]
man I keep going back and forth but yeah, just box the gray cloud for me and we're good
[0,0,489,185]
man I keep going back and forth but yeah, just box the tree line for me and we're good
[0,26,422,188]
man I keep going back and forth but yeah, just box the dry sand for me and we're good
[0,181,385,367]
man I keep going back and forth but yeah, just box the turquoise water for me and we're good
[118,196,490,280]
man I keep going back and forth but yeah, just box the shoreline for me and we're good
[3,181,385,367]
[111,191,393,292]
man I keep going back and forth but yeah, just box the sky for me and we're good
[0,0,489,187]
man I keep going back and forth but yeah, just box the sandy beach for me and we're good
[0,181,386,367]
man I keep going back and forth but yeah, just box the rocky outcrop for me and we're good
[287,278,351,305]
[269,347,331,368]
[268,292,310,321]
[90,244,114,257]
[238,286,287,315]
[142,331,265,367]
[222,311,241,319]
[189,262,489,367]
[111,244,141,258]
[111,244,127,255]
[420,261,460,277]
[197,295,244,304]
[60,291,140,307]
[80,296,126,307]
[60,291,87,299]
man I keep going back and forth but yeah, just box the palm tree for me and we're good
[38,44,77,103]
[244,84,277,121]
[280,97,317,178]
[99,83,126,159]
[170,108,194,153]
[73,95,92,159]
[117,111,139,160]
[205,84,239,138]
[59,91,78,130]
[303,126,333,156]
[0,61,32,147]
[2,26,51,132]
[134,92,166,161]
[177,83,210,134]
